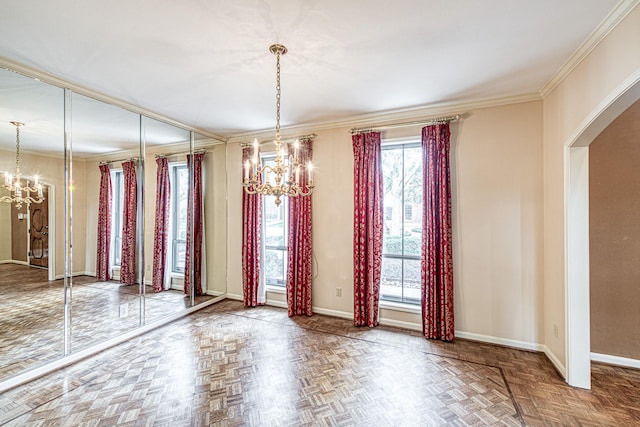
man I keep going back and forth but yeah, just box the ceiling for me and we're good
[0,0,623,140]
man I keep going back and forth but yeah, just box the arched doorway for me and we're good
[566,74,640,388]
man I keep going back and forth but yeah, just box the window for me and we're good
[262,155,288,287]
[170,164,189,274]
[111,170,124,266]
[381,142,422,304]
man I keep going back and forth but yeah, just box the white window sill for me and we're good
[379,300,421,314]
[171,272,184,279]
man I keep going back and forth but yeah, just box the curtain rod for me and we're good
[99,157,139,165]
[350,114,462,134]
[155,149,206,159]
[239,133,317,148]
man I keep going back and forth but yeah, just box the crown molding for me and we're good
[0,57,226,143]
[540,0,640,98]
[227,92,542,144]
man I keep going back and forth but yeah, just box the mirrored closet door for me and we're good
[0,67,65,377]
[68,92,143,353]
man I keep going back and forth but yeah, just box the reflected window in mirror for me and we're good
[111,169,124,267]
[170,163,188,275]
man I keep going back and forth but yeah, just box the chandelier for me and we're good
[242,44,314,206]
[1,122,44,209]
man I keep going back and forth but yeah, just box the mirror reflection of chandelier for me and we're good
[1,121,44,209]
[242,44,314,207]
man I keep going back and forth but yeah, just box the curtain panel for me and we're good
[242,146,264,306]
[96,164,112,281]
[352,132,383,327]
[421,123,455,341]
[152,157,170,292]
[184,152,205,296]
[286,138,313,316]
[120,160,137,286]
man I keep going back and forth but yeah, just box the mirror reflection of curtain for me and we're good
[184,152,204,296]
[152,157,170,292]
[120,160,137,285]
[242,146,264,306]
[96,164,112,281]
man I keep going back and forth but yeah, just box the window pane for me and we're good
[403,258,421,303]
[176,167,189,240]
[403,145,422,257]
[382,148,403,256]
[265,249,286,285]
[380,257,402,302]
[113,171,124,267]
[381,143,421,305]
[174,242,186,272]
[264,195,286,247]
[262,154,288,287]
[171,164,188,274]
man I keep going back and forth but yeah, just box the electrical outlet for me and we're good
[119,303,129,318]
[336,288,342,297]
[147,265,151,272]
[553,324,558,338]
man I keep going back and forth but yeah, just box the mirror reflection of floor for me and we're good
[0,263,213,380]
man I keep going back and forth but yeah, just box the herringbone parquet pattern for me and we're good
[1,299,639,426]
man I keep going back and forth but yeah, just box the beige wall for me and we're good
[228,100,544,346]
[0,191,11,261]
[542,5,640,368]
[589,99,640,360]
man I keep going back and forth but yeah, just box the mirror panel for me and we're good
[142,116,193,322]
[69,92,142,352]
[0,65,228,387]
[0,67,65,377]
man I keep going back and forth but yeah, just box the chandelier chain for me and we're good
[15,123,21,176]
[275,49,281,138]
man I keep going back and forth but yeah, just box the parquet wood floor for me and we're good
[0,264,212,379]
[1,299,639,426]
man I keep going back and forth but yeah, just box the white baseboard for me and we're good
[265,299,287,309]
[541,345,567,378]
[54,271,93,280]
[226,293,243,301]
[454,331,543,352]
[591,352,640,369]
[0,260,28,266]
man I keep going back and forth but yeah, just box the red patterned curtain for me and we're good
[96,164,112,281]
[242,146,263,306]
[286,139,313,316]
[352,132,383,327]
[421,123,454,341]
[184,152,204,296]
[120,160,138,286]
[152,157,170,292]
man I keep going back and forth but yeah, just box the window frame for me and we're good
[170,163,189,275]
[111,169,124,267]
[261,153,289,288]
[380,140,422,306]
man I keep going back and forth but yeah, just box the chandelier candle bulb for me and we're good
[308,162,313,184]
[38,184,43,198]
[244,160,250,182]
